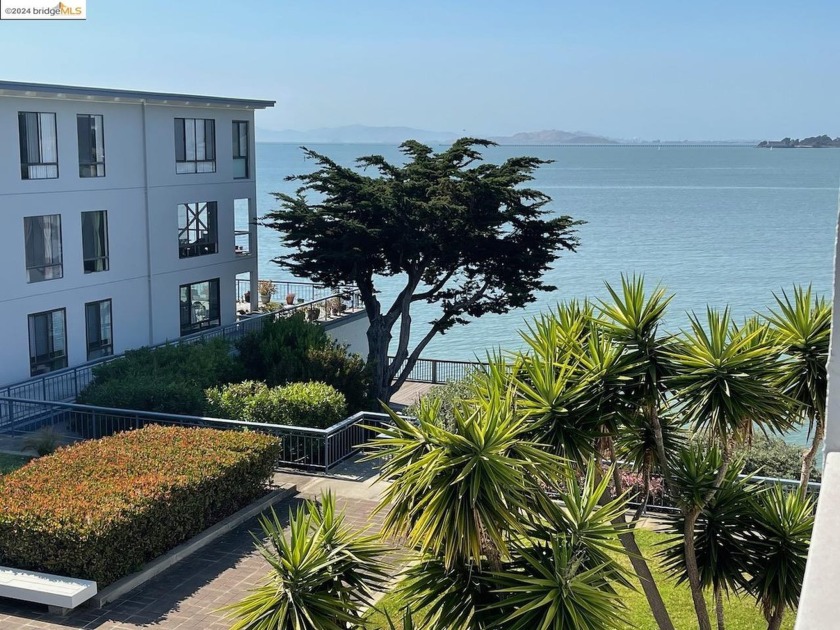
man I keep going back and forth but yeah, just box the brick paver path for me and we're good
[0,466,397,629]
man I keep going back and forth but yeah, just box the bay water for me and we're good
[255,143,840,446]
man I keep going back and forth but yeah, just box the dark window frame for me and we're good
[179,279,221,336]
[18,111,59,180]
[28,307,67,376]
[178,201,218,258]
[77,114,106,178]
[232,120,249,179]
[81,210,109,273]
[85,299,113,360]
[24,214,63,283]
[174,118,216,174]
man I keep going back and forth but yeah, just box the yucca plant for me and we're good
[667,308,791,630]
[223,492,389,630]
[764,285,831,491]
[661,448,757,630]
[364,366,563,571]
[742,484,815,630]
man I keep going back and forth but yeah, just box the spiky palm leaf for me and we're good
[364,365,564,570]
[668,307,792,444]
[223,493,389,630]
[660,449,756,594]
[742,484,815,620]
[487,536,626,630]
[764,285,830,439]
[394,556,496,630]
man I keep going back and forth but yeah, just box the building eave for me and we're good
[0,81,275,110]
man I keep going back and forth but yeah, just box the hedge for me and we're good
[77,339,243,416]
[206,380,347,429]
[0,426,281,585]
[237,314,370,412]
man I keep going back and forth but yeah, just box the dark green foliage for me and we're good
[262,139,581,402]
[742,436,820,482]
[77,339,243,415]
[237,314,369,412]
[206,380,348,429]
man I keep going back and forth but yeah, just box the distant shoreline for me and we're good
[256,141,758,148]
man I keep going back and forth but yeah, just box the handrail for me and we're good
[0,396,391,437]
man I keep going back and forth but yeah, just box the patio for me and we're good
[0,458,398,629]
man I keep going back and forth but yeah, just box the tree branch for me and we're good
[412,268,457,302]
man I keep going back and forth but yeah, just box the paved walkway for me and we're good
[0,459,394,629]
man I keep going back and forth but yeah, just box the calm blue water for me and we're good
[255,144,840,445]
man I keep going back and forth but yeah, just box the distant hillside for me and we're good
[256,125,459,144]
[492,130,616,145]
[757,135,840,148]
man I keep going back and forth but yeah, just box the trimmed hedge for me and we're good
[0,426,281,585]
[206,380,347,429]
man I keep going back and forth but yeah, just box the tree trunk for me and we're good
[766,601,785,630]
[616,527,676,630]
[600,452,675,630]
[800,413,824,494]
[366,316,392,405]
[715,583,725,630]
[684,509,713,630]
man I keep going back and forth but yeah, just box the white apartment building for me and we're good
[0,81,274,386]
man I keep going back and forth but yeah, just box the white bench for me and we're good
[0,566,97,614]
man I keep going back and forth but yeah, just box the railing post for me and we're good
[431,359,438,384]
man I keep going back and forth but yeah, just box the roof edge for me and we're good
[0,80,275,109]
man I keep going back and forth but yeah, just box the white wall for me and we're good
[324,311,370,359]
[0,93,259,385]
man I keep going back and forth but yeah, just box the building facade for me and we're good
[0,82,274,385]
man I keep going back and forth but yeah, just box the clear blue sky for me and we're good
[0,0,836,139]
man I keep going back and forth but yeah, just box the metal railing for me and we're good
[0,396,390,473]
[234,230,252,257]
[235,278,358,306]
[391,356,489,384]
[0,290,363,405]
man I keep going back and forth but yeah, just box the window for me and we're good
[174,118,215,173]
[85,299,113,360]
[232,121,249,178]
[24,215,63,282]
[77,114,105,177]
[178,201,218,258]
[18,112,58,179]
[180,279,220,335]
[28,308,67,376]
[81,210,109,272]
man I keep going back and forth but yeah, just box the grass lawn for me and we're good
[365,528,795,630]
[0,453,31,475]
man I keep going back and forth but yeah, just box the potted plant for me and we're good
[285,292,296,305]
[258,280,276,304]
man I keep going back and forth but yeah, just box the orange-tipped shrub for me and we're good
[0,425,281,585]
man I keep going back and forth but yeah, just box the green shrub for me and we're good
[405,377,476,429]
[206,381,348,429]
[237,314,370,411]
[0,425,280,585]
[78,339,242,415]
[741,435,818,482]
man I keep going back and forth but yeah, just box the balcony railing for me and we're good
[234,230,252,257]
[0,396,390,473]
